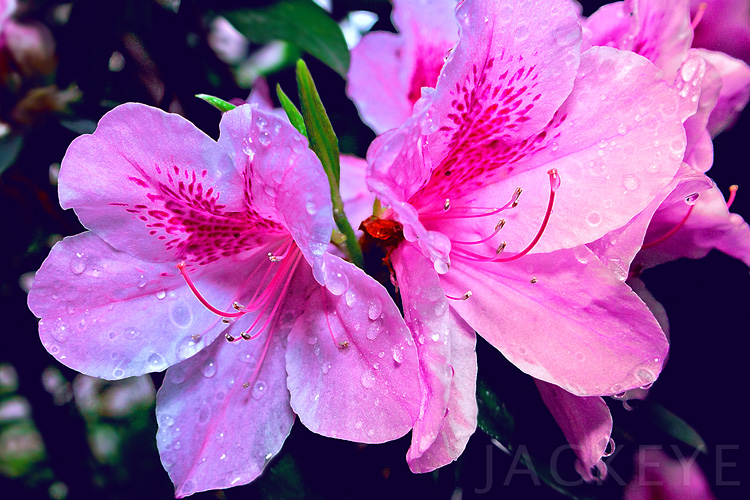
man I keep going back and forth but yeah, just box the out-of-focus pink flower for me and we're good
[691,0,750,66]
[624,446,716,500]
[347,0,459,133]
[28,103,421,496]
[364,0,684,472]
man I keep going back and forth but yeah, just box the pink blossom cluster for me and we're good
[27,0,749,497]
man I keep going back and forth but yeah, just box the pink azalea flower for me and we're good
[624,446,716,500]
[365,0,684,473]
[27,103,421,496]
[581,1,750,275]
[347,0,459,133]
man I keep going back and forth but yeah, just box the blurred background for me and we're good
[1,0,747,498]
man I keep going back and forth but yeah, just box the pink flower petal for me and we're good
[59,103,256,265]
[636,184,750,268]
[27,232,282,379]
[694,48,750,136]
[339,154,375,233]
[442,247,668,396]
[392,243,477,473]
[624,447,716,500]
[427,0,582,168]
[217,105,334,279]
[347,32,412,134]
[286,253,421,443]
[156,325,294,497]
[535,380,613,482]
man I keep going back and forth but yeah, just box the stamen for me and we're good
[320,287,348,349]
[493,169,559,262]
[641,205,695,249]
[691,2,707,30]
[444,199,451,210]
[446,291,472,300]
[511,187,523,208]
[451,220,506,245]
[177,262,245,318]
[726,184,738,209]
[496,241,507,255]
[267,238,294,262]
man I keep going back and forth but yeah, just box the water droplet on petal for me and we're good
[258,131,270,146]
[326,272,349,296]
[684,192,699,205]
[322,362,331,374]
[148,353,167,370]
[366,320,382,341]
[305,201,318,215]
[156,290,167,300]
[586,211,602,226]
[367,297,382,320]
[252,381,267,400]
[170,301,193,328]
[342,288,358,309]
[617,123,628,135]
[137,275,147,288]
[307,335,318,345]
[433,301,448,317]
[202,360,217,378]
[392,346,404,364]
[70,253,87,275]
[198,403,211,423]
[360,370,376,389]
[622,175,640,191]
[112,368,124,379]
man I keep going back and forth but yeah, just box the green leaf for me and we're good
[0,134,23,176]
[295,59,363,269]
[476,377,515,446]
[276,84,307,137]
[221,0,350,76]
[641,401,707,453]
[296,59,339,184]
[195,94,236,112]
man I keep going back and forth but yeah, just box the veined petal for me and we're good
[59,103,259,265]
[442,247,668,396]
[392,244,477,473]
[428,47,685,255]
[427,0,582,169]
[156,323,294,498]
[27,232,284,379]
[218,105,335,280]
[536,380,613,482]
[636,184,750,269]
[286,253,420,443]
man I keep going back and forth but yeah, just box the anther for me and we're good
[232,302,244,311]
[496,241,507,254]
[446,291,472,300]
[241,332,253,340]
[727,184,738,209]
[691,2,707,30]
[225,333,236,342]
[268,252,277,262]
[495,219,507,231]
[511,187,523,208]
[530,277,538,284]
[221,318,232,324]
[443,198,451,211]
[338,340,349,349]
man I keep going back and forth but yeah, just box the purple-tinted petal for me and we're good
[59,103,257,265]
[636,184,750,268]
[442,248,668,396]
[677,52,718,173]
[691,0,750,66]
[156,325,294,497]
[339,154,375,233]
[694,49,750,136]
[427,0,582,168]
[286,253,420,443]
[27,232,282,379]
[583,1,637,51]
[347,32,412,134]
[392,244,477,473]
[218,105,334,280]
[535,380,612,482]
